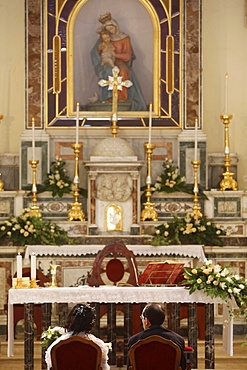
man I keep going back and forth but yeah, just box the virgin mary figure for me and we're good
[90,12,147,111]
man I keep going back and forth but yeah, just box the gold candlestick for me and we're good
[50,264,59,287]
[141,143,158,221]
[15,278,24,289]
[29,278,39,288]
[219,114,238,190]
[68,143,85,221]
[29,160,41,217]
[191,159,202,219]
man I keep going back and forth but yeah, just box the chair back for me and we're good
[129,335,182,370]
[87,242,138,286]
[51,335,102,370]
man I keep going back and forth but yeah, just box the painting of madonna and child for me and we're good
[73,0,154,114]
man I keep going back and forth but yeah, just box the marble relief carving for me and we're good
[96,174,132,202]
[214,197,241,218]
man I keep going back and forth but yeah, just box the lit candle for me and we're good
[31,253,36,280]
[225,73,228,115]
[76,102,79,145]
[194,117,198,161]
[32,117,35,160]
[148,103,152,144]
[16,252,22,279]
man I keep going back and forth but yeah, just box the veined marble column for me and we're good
[58,303,68,327]
[107,303,116,365]
[41,303,52,370]
[188,303,198,369]
[123,303,133,364]
[24,303,34,370]
[168,303,180,334]
[205,303,215,369]
[88,171,97,228]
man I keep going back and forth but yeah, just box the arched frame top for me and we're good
[45,0,182,129]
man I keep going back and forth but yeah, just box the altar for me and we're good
[8,286,233,370]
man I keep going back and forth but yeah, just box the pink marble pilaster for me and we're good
[185,0,201,129]
[26,0,42,129]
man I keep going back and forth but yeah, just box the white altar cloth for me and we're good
[24,245,206,265]
[8,285,232,357]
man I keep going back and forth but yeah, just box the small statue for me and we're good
[91,12,147,110]
[98,30,116,68]
[0,173,4,191]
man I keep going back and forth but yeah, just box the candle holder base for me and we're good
[140,202,158,222]
[29,278,39,288]
[68,202,85,221]
[220,171,238,191]
[192,204,202,220]
[29,205,42,218]
[15,278,23,289]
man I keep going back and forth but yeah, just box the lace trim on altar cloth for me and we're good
[24,245,205,265]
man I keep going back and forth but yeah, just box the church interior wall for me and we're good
[1,0,247,339]
[203,0,247,189]
[0,0,25,154]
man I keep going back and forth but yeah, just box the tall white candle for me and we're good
[76,102,79,145]
[225,73,228,115]
[32,117,35,160]
[148,103,152,144]
[31,253,36,279]
[194,117,198,161]
[16,252,22,279]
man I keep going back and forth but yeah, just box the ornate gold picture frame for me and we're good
[45,0,182,128]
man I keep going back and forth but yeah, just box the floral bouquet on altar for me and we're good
[182,258,247,319]
[42,156,72,197]
[41,326,66,350]
[151,212,226,246]
[0,208,77,246]
[153,158,193,194]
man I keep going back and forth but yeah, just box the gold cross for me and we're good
[98,66,133,136]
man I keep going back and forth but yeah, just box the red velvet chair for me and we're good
[50,336,102,370]
[128,335,182,370]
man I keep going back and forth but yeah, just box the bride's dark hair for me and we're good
[66,304,96,335]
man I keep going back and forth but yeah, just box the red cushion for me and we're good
[184,345,193,351]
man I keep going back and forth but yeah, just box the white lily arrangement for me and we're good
[41,326,66,350]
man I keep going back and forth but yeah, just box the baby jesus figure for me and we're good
[98,31,116,67]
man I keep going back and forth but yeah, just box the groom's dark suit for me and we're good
[127,324,186,370]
